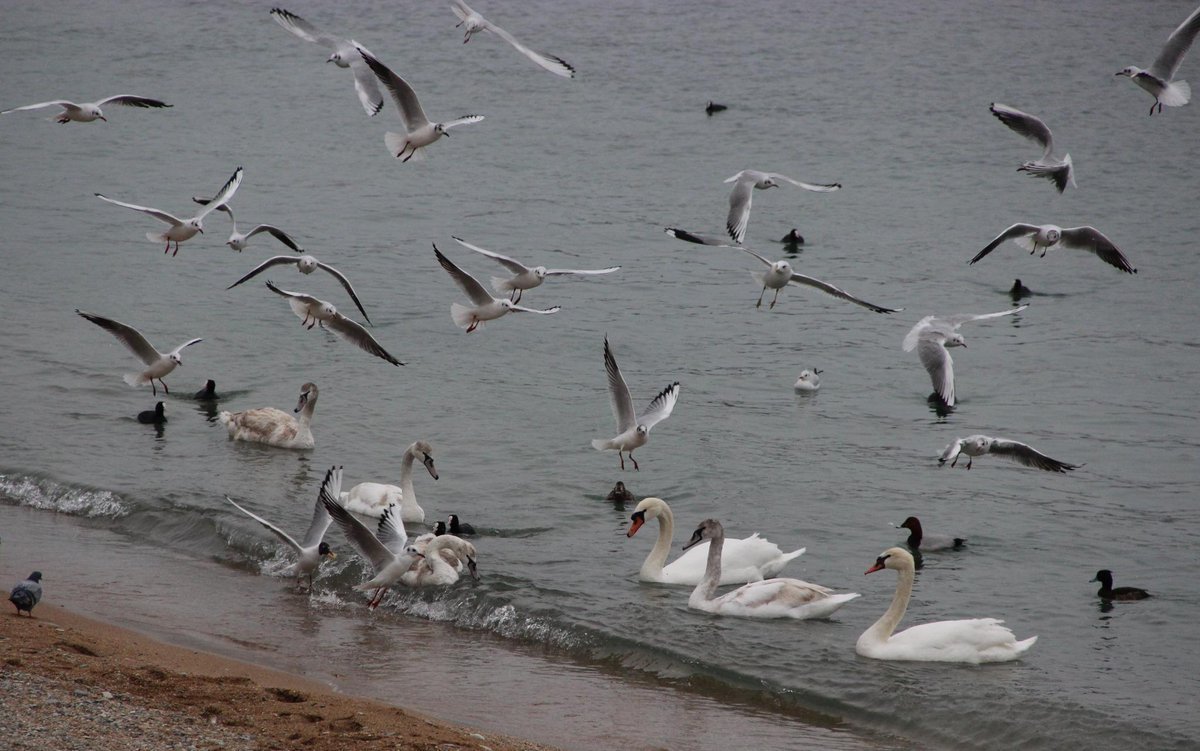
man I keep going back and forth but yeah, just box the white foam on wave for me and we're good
[0,472,128,518]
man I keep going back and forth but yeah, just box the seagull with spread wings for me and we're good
[76,310,202,395]
[228,254,372,323]
[591,336,680,471]
[264,282,401,365]
[939,435,1080,472]
[738,247,901,312]
[190,196,303,253]
[989,104,1075,193]
[269,7,385,116]
[1,94,171,123]
[433,244,560,332]
[724,170,840,244]
[971,223,1136,274]
[1117,4,1200,115]
[451,236,618,302]
[95,167,243,256]
[902,306,1028,407]
[450,0,575,78]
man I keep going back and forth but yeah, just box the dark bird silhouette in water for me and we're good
[606,481,635,502]
[195,379,218,400]
[1091,569,1150,601]
[780,229,805,245]
[1009,279,1032,300]
[705,101,728,116]
[448,514,476,536]
[137,401,167,425]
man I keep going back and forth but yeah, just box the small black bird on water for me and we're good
[195,379,218,400]
[780,229,805,245]
[1009,279,1032,299]
[606,481,634,501]
[448,514,476,536]
[9,571,43,616]
[138,401,167,425]
[705,101,728,116]
[1091,569,1150,601]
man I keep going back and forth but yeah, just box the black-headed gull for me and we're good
[269,7,384,117]
[592,336,680,471]
[939,435,1080,472]
[225,466,338,590]
[971,224,1136,274]
[725,170,840,244]
[1117,4,1200,115]
[76,309,202,396]
[451,236,618,302]
[358,49,484,162]
[95,166,243,256]
[190,196,302,253]
[989,104,1075,193]
[1,95,170,123]
[739,248,901,313]
[902,306,1027,407]
[228,254,372,323]
[793,369,821,392]
[433,243,560,332]
[264,282,401,365]
[450,0,575,78]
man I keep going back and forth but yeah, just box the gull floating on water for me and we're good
[450,0,575,78]
[76,309,202,396]
[971,224,1136,274]
[269,7,384,116]
[229,254,372,323]
[939,435,1080,472]
[739,247,901,313]
[592,336,680,471]
[902,306,1027,407]
[794,369,822,392]
[359,48,484,162]
[451,236,618,303]
[265,282,401,365]
[989,104,1075,193]
[190,196,303,253]
[95,167,243,256]
[725,170,840,244]
[433,243,560,332]
[1117,4,1200,114]
[1,95,170,124]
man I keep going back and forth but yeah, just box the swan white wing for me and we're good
[374,504,409,555]
[788,273,901,313]
[1059,226,1137,274]
[939,305,1028,330]
[440,114,485,130]
[95,95,172,109]
[636,382,680,431]
[244,224,303,252]
[326,312,403,366]
[268,7,341,47]
[664,227,741,247]
[320,476,398,574]
[602,337,636,432]
[227,256,299,289]
[94,194,183,227]
[969,223,1041,265]
[1,100,79,114]
[435,244,494,305]
[887,618,1026,652]
[664,535,800,585]
[987,438,1080,472]
[725,178,754,243]
[543,266,620,277]
[315,261,372,323]
[1149,5,1200,82]
[989,103,1053,158]
[451,236,530,274]
[357,48,430,131]
[767,173,842,192]
[917,337,954,405]
[225,496,303,554]
[76,309,162,365]
[193,167,243,221]
[720,579,835,609]
[483,20,576,78]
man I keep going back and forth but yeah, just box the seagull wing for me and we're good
[725,177,754,244]
[1,100,79,114]
[738,247,774,267]
[320,474,399,574]
[787,273,901,313]
[940,305,1029,330]
[315,261,372,324]
[603,336,637,433]
[193,167,243,221]
[244,224,304,251]
[507,303,561,314]
[902,316,938,352]
[357,48,430,131]
[767,173,842,192]
[434,243,495,305]
[543,266,620,277]
[95,95,172,109]
[227,256,299,290]
[268,7,341,47]
[264,280,322,308]
[1059,227,1137,274]
[190,195,234,216]
[226,496,305,553]
[664,227,741,247]
[917,336,955,406]
[326,312,403,366]
[988,438,1080,472]
[168,338,203,357]
[440,114,485,131]
[1149,5,1200,81]
[300,467,338,548]
[76,309,162,365]
[345,44,386,117]
[450,0,474,22]
[94,194,183,227]
[990,103,1054,158]
[451,236,530,273]
[970,223,1041,265]
[938,438,964,466]
[374,504,409,555]
[483,19,576,78]
[636,382,681,431]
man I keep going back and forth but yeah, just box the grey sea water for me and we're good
[1,1,1198,749]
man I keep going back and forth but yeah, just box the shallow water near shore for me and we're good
[2,0,1200,749]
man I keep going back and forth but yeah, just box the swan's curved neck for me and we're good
[297,393,317,426]
[866,566,914,641]
[692,531,724,602]
[399,448,418,512]
[641,505,675,577]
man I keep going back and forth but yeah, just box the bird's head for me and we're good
[326,51,343,65]
[773,260,791,274]
[1045,228,1061,244]
[170,353,184,367]
[294,382,317,413]
[532,266,548,279]
[1114,66,1137,78]
[297,256,318,273]
[435,123,450,137]
[318,542,336,559]
[947,333,967,348]
[682,519,722,550]
[188,218,204,234]
[320,302,338,318]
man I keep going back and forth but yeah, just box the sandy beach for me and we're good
[0,602,556,751]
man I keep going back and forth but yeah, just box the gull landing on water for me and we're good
[592,336,680,471]
[739,247,901,313]
[989,104,1075,194]
[725,170,840,244]
[358,48,484,162]
[450,0,575,79]
[76,310,202,396]
[1,95,171,123]
[971,224,1136,274]
[939,435,1080,473]
[95,167,243,256]
[268,7,385,117]
[1116,4,1200,115]
[190,197,303,253]
[264,282,401,365]
[902,306,1027,408]
[433,243,560,332]
[451,236,618,303]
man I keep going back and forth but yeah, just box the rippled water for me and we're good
[2,1,1198,749]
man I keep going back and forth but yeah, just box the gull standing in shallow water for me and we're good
[76,310,201,396]
[451,236,619,302]
[971,223,1136,274]
[264,282,401,365]
[902,306,1027,407]
[95,167,243,256]
[739,248,901,312]
[433,244,560,332]
[450,0,575,78]
[190,197,303,253]
[989,104,1075,193]
[268,7,385,116]
[592,336,680,471]
[724,170,840,244]
[1,95,171,123]
[358,48,484,162]
[228,254,372,323]
[939,435,1080,472]
[1117,4,1200,115]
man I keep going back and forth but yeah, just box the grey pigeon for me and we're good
[9,571,43,616]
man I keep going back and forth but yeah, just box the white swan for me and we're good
[856,547,1038,664]
[627,497,804,585]
[218,382,318,449]
[685,519,859,619]
[341,440,437,523]
[401,535,479,587]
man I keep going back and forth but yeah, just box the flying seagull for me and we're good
[95,166,243,255]
[989,104,1075,193]
[739,247,901,312]
[939,435,1080,472]
[190,196,303,253]
[971,224,1136,274]
[269,7,384,116]
[433,244,560,332]
[450,0,575,78]
[228,254,372,323]
[591,336,680,471]
[451,236,618,302]
[76,309,202,395]
[1,95,170,123]
[1116,4,1200,114]
[725,170,840,244]
[902,306,1028,407]
[264,282,401,365]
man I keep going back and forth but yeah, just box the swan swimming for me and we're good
[218,382,319,449]
[341,440,438,523]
